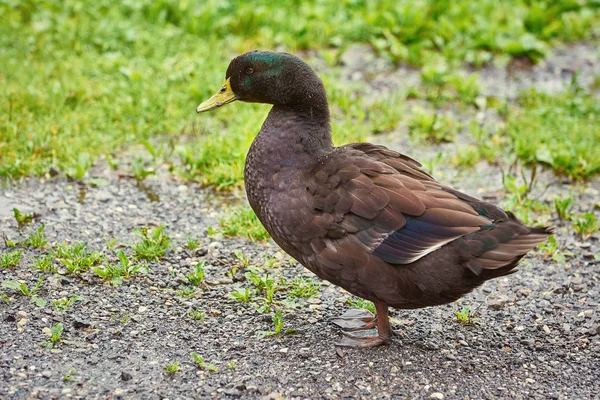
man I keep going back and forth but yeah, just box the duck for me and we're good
[196,50,552,348]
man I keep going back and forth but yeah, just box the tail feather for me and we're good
[463,223,553,274]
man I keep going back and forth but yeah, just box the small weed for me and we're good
[40,322,64,349]
[288,278,321,298]
[229,288,251,303]
[220,207,270,242]
[0,291,11,304]
[13,208,34,229]
[163,361,181,375]
[538,235,566,264]
[573,212,598,240]
[408,108,459,143]
[0,249,23,269]
[257,310,295,338]
[185,235,200,250]
[191,352,218,372]
[93,250,148,285]
[24,224,48,248]
[63,368,75,382]
[53,242,103,274]
[501,172,549,225]
[65,152,91,181]
[185,261,205,287]
[132,226,171,261]
[554,195,573,221]
[177,287,198,297]
[422,152,444,175]
[131,157,156,183]
[227,360,236,370]
[2,233,18,248]
[233,249,251,268]
[454,305,478,326]
[261,254,278,268]
[106,238,119,250]
[33,255,56,273]
[2,277,47,307]
[52,296,82,313]
[452,145,480,168]
[347,297,376,314]
[187,309,206,321]
[246,271,281,308]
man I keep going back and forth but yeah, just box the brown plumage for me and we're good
[197,51,552,347]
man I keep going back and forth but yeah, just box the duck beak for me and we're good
[196,78,239,113]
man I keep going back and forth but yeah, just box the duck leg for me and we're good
[333,302,392,348]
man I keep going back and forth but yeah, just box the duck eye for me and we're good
[246,67,254,75]
[219,86,226,93]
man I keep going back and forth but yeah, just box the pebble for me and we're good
[41,370,52,378]
[430,392,445,399]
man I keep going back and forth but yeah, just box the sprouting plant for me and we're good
[177,287,198,297]
[501,172,548,224]
[0,249,23,269]
[572,212,598,239]
[257,310,295,338]
[66,152,91,181]
[52,296,82,313]
[538,235,566,264]
[13,207,34,229]
[347,297,376,314]
[1,277,47,307]
[132,226,171,260]
[106,238,119,250]
[229,288,251,302]
[185,235,200,250]
[227,360,236,370]
[53,242,103,274]
[288,278,321,298]
[187,309,206,321]
[421,152,443,175]
[63,368,75,381]
[131,157,156,183]
[34,254,56,273]
[233,249,251,268]
[190,352,218,372]
[220,207,270,241]
[141,138,174,164]
[24,224,48,248]
[163,361,181,375]
[262,254,278,268]
[454,304,479,326]
[40,322,64,349]
[185,261,205,287]
[554,195,572,221]
[0,291,11,304]
[2,233,18,248]
[93,250,148,285]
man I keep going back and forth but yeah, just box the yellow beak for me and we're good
[196,78,239,113]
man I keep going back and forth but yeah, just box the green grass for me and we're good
[132,226,171,260]
[2,0,599,184]
[220,206,270,241]
[53,241,103,274]
[0,249,23,269]
[506,87,600,180]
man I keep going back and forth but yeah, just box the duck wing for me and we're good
[304,143,549,274]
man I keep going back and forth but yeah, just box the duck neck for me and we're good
[252,103,333,167]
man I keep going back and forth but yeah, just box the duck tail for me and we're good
[463,221,554,277]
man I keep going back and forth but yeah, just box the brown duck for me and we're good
[197,51,552,348]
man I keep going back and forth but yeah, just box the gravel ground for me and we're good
[1,45,600,399]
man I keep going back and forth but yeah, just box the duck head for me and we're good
[196,50,327,113]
